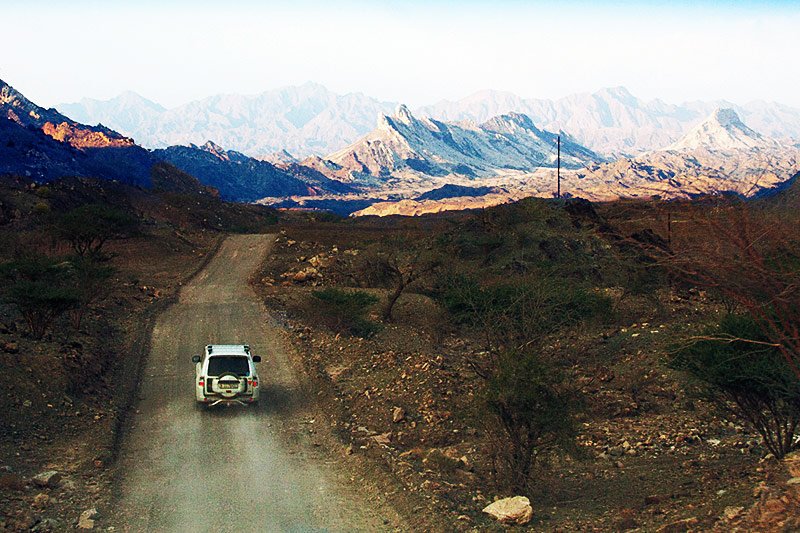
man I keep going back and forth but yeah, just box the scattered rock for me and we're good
[656,516,698,532]
[392,406,406,423]
[77,508,98,529]
[31,518,63,532]
[32,493,50,507]
[784,451,800,477]
[723,506,744,520]
[32,471,61,488]
[1,341,18,354]
[482,496,533,525]
[371,432,392,446]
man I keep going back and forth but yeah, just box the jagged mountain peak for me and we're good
[712,108,746,128]
[200,139,225,152]
[668,107,778,152]
[480,112,538,133]
[394,104,415,124]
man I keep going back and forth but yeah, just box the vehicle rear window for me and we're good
[207,356,250,376]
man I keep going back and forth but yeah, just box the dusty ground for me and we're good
[112,234,408,532]
[0,228,221,531]
[253,229,778,532]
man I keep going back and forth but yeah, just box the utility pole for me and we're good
[556,134,561,199]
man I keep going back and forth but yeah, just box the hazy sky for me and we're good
[3,0,799,109]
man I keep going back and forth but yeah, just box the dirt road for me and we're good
[113,234,401,532]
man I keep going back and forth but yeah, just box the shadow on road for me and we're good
[199,383,306,418]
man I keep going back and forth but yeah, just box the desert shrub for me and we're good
[435,274,603,490]
[310,288,380,338]
[0,257,79,338]
[355,239,441,321]
[664,202,800,379]
[65,258,115,330]
[671,314,800,458]
[436,274,612,357]
[56,204,139,257]
[485,349,579,492]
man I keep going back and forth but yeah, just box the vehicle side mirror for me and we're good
[252,355,262,363]
[192,355,201,363]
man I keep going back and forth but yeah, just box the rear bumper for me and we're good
[197,395,258,407]
[206,397,256,407]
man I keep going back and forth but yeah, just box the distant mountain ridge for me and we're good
[154,141,357,202]
[59,84,800,159]
[420,87,800,156]
[59,83,396,158]
[0,79,355,199]
[666,108,781,152]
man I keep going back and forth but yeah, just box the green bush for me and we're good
[486,349,579,491]
[310,288,381,338]
[56,204,139,257]
[0,257,80,338]
[671,314,800,458]
[436,274,612,347]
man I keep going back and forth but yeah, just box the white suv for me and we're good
[192,344,261,407]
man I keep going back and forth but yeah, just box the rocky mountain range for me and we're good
[3,77,800,217]
[341,108,800,216]
[59,84,800,159]
[311,105,600,186]
[59,83,396,158]
[0,79,354,199]
[1,79,155,187]
[154,141,357,202]
[419,87,800,157]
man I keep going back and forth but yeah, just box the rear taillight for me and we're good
[250,380,258,387]
[198,378,205,387]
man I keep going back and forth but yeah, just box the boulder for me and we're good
[77,508,98,529]
[392,406,406,423]
[482,496,533,525]
[32,471,61,488]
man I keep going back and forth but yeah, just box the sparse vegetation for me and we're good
[485,349,580,492]
[0,256,79,338]
[56,203,139,257]
[310,288,381,338]
[671,314,800,458]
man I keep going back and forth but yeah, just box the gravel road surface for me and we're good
[113,234,400,532]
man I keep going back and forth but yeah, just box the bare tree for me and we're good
[358,236,441,321]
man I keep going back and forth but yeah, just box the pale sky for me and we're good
[2,0,799,109]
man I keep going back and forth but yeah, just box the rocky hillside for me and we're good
[154,141,356,202]
[1,79,155,187]
[571,109,800,200]
[2,79,135,150]
[59,83,396,158]
[319,105,600,184]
